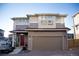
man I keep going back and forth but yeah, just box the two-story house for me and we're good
[11,13,70,51]
[26,14,70,50]
[73,12,79,39]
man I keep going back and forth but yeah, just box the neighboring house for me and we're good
[0,29,4,38]
[0,29,13,52]
[0,29,4,41]
[67,33,74,40]
[11,13,70,51]
[73,12,79,39]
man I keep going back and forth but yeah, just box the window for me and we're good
[39,16,45,20]
[48,20,53,25]
[45,16,52,20]
[39,16,53,20]
[41,20,47,25]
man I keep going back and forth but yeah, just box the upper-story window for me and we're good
[14,19,28,25]
[45,16,52,20]
[48,20,53,25]
[39,16,53,20]
[41,16,45,20]
[41,20,47,25]
[40,16,54,25]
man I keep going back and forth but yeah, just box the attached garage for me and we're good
[32,36,62,50]
[27,28,68,51]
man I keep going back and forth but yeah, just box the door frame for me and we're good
[19,34,25,47]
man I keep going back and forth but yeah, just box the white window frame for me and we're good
[48,20,53,25]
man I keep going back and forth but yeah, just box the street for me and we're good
[0,47,79,56]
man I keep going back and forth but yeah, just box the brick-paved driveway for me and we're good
[1,48,79,56]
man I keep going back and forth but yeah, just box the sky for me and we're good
[0,3,79,37]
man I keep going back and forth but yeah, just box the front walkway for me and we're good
[9,47,23,54]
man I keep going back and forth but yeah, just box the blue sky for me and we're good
[0,3,79,37]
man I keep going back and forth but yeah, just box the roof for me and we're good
[73,12,79,17]
[11,13,67,20]
[27,13,67,17]
[11,17,28,20]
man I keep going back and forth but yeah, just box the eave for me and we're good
[10,30,28,33]
[25,28,70,32]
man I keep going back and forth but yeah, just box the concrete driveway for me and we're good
[1,48,79,56]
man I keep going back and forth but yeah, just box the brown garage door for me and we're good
[32,36,62,50]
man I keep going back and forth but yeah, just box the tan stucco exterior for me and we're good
[29,16,38,23]
[28,14,66,28]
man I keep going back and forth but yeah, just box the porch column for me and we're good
[62,32,68,50]
[12,33,16,47]
[28,35,32,50]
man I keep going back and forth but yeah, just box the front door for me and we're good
[20,34,25,46]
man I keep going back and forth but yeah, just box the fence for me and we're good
[68,39,79,48]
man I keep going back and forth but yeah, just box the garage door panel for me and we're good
[32,36,62,50]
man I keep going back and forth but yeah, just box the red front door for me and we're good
[20,34,25,46]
